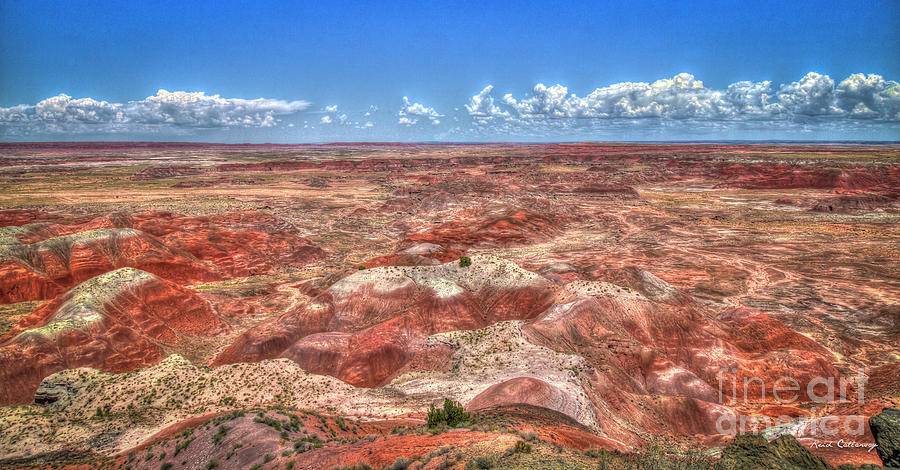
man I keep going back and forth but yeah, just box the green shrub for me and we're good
[514,440,532,453]
[212,425,229,445]
[173,437,194,457]
[160,463,173,470]
[358,265,366,270]
[253,415,283,430]
[205,460,218,470]
[458,256,472,267]
[427,399,470,428]
[443,399,469,427]
[335,416,349,431]
[93,405,112,420]
[427,403,446,428]
[585,448,606,458]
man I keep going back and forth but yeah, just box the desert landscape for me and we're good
[0,142,897,469]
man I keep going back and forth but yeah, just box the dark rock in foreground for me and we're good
[718,433,832,470]
[870,407,900,468]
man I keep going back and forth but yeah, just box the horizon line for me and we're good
[2,139,900,147]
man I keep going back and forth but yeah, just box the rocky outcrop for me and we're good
[870,407,900,467]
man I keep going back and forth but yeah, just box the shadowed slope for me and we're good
[0,268,227,404]
[214,255,558,386]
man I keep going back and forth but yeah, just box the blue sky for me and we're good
[1,0,898,142]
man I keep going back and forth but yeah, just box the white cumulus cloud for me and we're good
[465,85,509,124]
[467,72,900,125]
[835,73,900,120]
[397,96,442,125]
[319,104,359,127]
[775,72,843,116]
[0,90,309,135]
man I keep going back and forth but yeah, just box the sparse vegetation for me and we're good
[93,404,112,420]
[583,438,719,470]
[212,425,229,445]
[331,463,374,470]
[466,455,495,469]
[385,458,412,470]
[335,416,349,431]
[458,256,472,267]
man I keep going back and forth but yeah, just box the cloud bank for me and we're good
[467,72,900,127]
[0,90,309,135]
[1,72,897,140]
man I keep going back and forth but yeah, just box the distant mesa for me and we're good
[715,164,899,191]
[810,193,894,213]
[403,208,571,249]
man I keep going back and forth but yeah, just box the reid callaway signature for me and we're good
[811,440,879,453]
